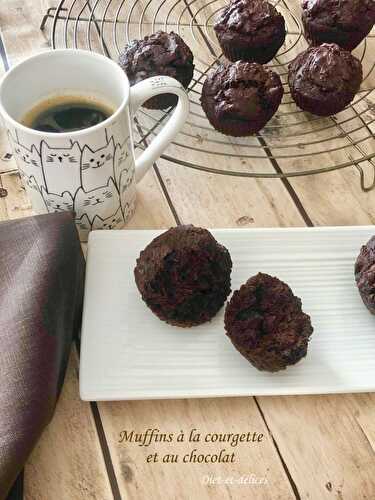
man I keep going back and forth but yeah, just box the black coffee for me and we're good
[22,95,114,133]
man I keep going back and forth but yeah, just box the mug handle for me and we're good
[129,76,189,182]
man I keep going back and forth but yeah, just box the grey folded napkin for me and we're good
[0,212,85,499]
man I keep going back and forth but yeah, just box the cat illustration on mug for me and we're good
[41,140,81,195]
[74,177,122,224]
[9,132,46,188]
[41,187,74,213]
[92,206,124,230]
[81,137,115,191]
[8,129,132,234]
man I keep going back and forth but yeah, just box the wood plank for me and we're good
[99,398,295,500]
[0,176,9,220]
[257,394,375,499]
[348,393,375,453]
[0,171,33,219]
[24,350,113,500]
[0,0,50,63]
[152,160,306,228]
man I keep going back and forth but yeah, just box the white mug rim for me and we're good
[0,48,130,138]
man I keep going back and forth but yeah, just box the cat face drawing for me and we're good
[8,132,45,187]
[81,137,115,191]
[41,187,74,213]
[13,142,41,168]
[74,177,120,223]
[41,141,81,195]
[92,206,124,231]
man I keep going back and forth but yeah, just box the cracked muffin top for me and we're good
[201,61,283,122]
[214,0,285,39]
[288,43,362,99]
[302,0,375,50]
[288,43,362,116]
[134,225,232,327]
[119,31,194,86]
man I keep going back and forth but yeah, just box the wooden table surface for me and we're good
[0,1,374,499]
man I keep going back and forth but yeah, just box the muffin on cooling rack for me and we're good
[224,273,313,372]
[134,225,232,327]
[214,0,286,63]
[355,235,375,314]
[119,31,194,109]
[302,0,375,52]
[200,61,283,136]
[288,43,362,116]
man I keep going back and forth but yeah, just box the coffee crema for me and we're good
[22,95,115,133]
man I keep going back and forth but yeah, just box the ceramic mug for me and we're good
[0,49,189,240]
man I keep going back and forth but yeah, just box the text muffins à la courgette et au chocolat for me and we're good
[118,0,374,134]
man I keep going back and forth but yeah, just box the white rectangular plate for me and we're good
[80,226,375,401]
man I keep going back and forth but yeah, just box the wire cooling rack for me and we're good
[41,0,375,188]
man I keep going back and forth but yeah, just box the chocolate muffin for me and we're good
[224,273,313,372]
[288,43,362,116]
[201,61,283,136]
[134,225,232,327]
[355,235,375,314]
[214,0,286,63]
[119,31,194,109]
[302,0,375,52]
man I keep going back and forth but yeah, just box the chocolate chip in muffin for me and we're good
[288,43,362,116]
[201,61,284,136]
[119,31,194,109]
